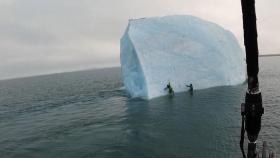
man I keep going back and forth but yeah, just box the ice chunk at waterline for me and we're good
[120,15,246,100]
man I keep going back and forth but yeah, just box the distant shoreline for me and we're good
[259,54,280,57]
[1,54,279,82]
[0,67,121,82]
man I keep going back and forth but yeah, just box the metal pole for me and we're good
[240,0,264,157]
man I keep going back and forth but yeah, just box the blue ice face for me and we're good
[121,15,246,100]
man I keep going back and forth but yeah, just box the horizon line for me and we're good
[0,66,120,82]
[1,53,279,81]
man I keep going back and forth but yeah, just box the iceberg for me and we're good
[120,15,246,100]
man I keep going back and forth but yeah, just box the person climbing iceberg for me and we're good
[186,84,193,92]
[164,82,174,96]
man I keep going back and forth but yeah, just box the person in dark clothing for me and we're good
[186,84,193,92]
[164,82,174,95]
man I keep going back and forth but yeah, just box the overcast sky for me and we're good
[0,0,279,80]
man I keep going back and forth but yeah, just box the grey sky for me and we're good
[0,0,279,80]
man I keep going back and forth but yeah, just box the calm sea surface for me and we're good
[0,57,280,158]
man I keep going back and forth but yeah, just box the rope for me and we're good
[240,115,246,158]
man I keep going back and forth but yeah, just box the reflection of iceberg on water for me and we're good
[120,15,246,100]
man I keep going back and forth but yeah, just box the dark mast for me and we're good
[241,0,259,90]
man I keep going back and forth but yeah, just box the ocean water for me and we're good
[0,57,279,158]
